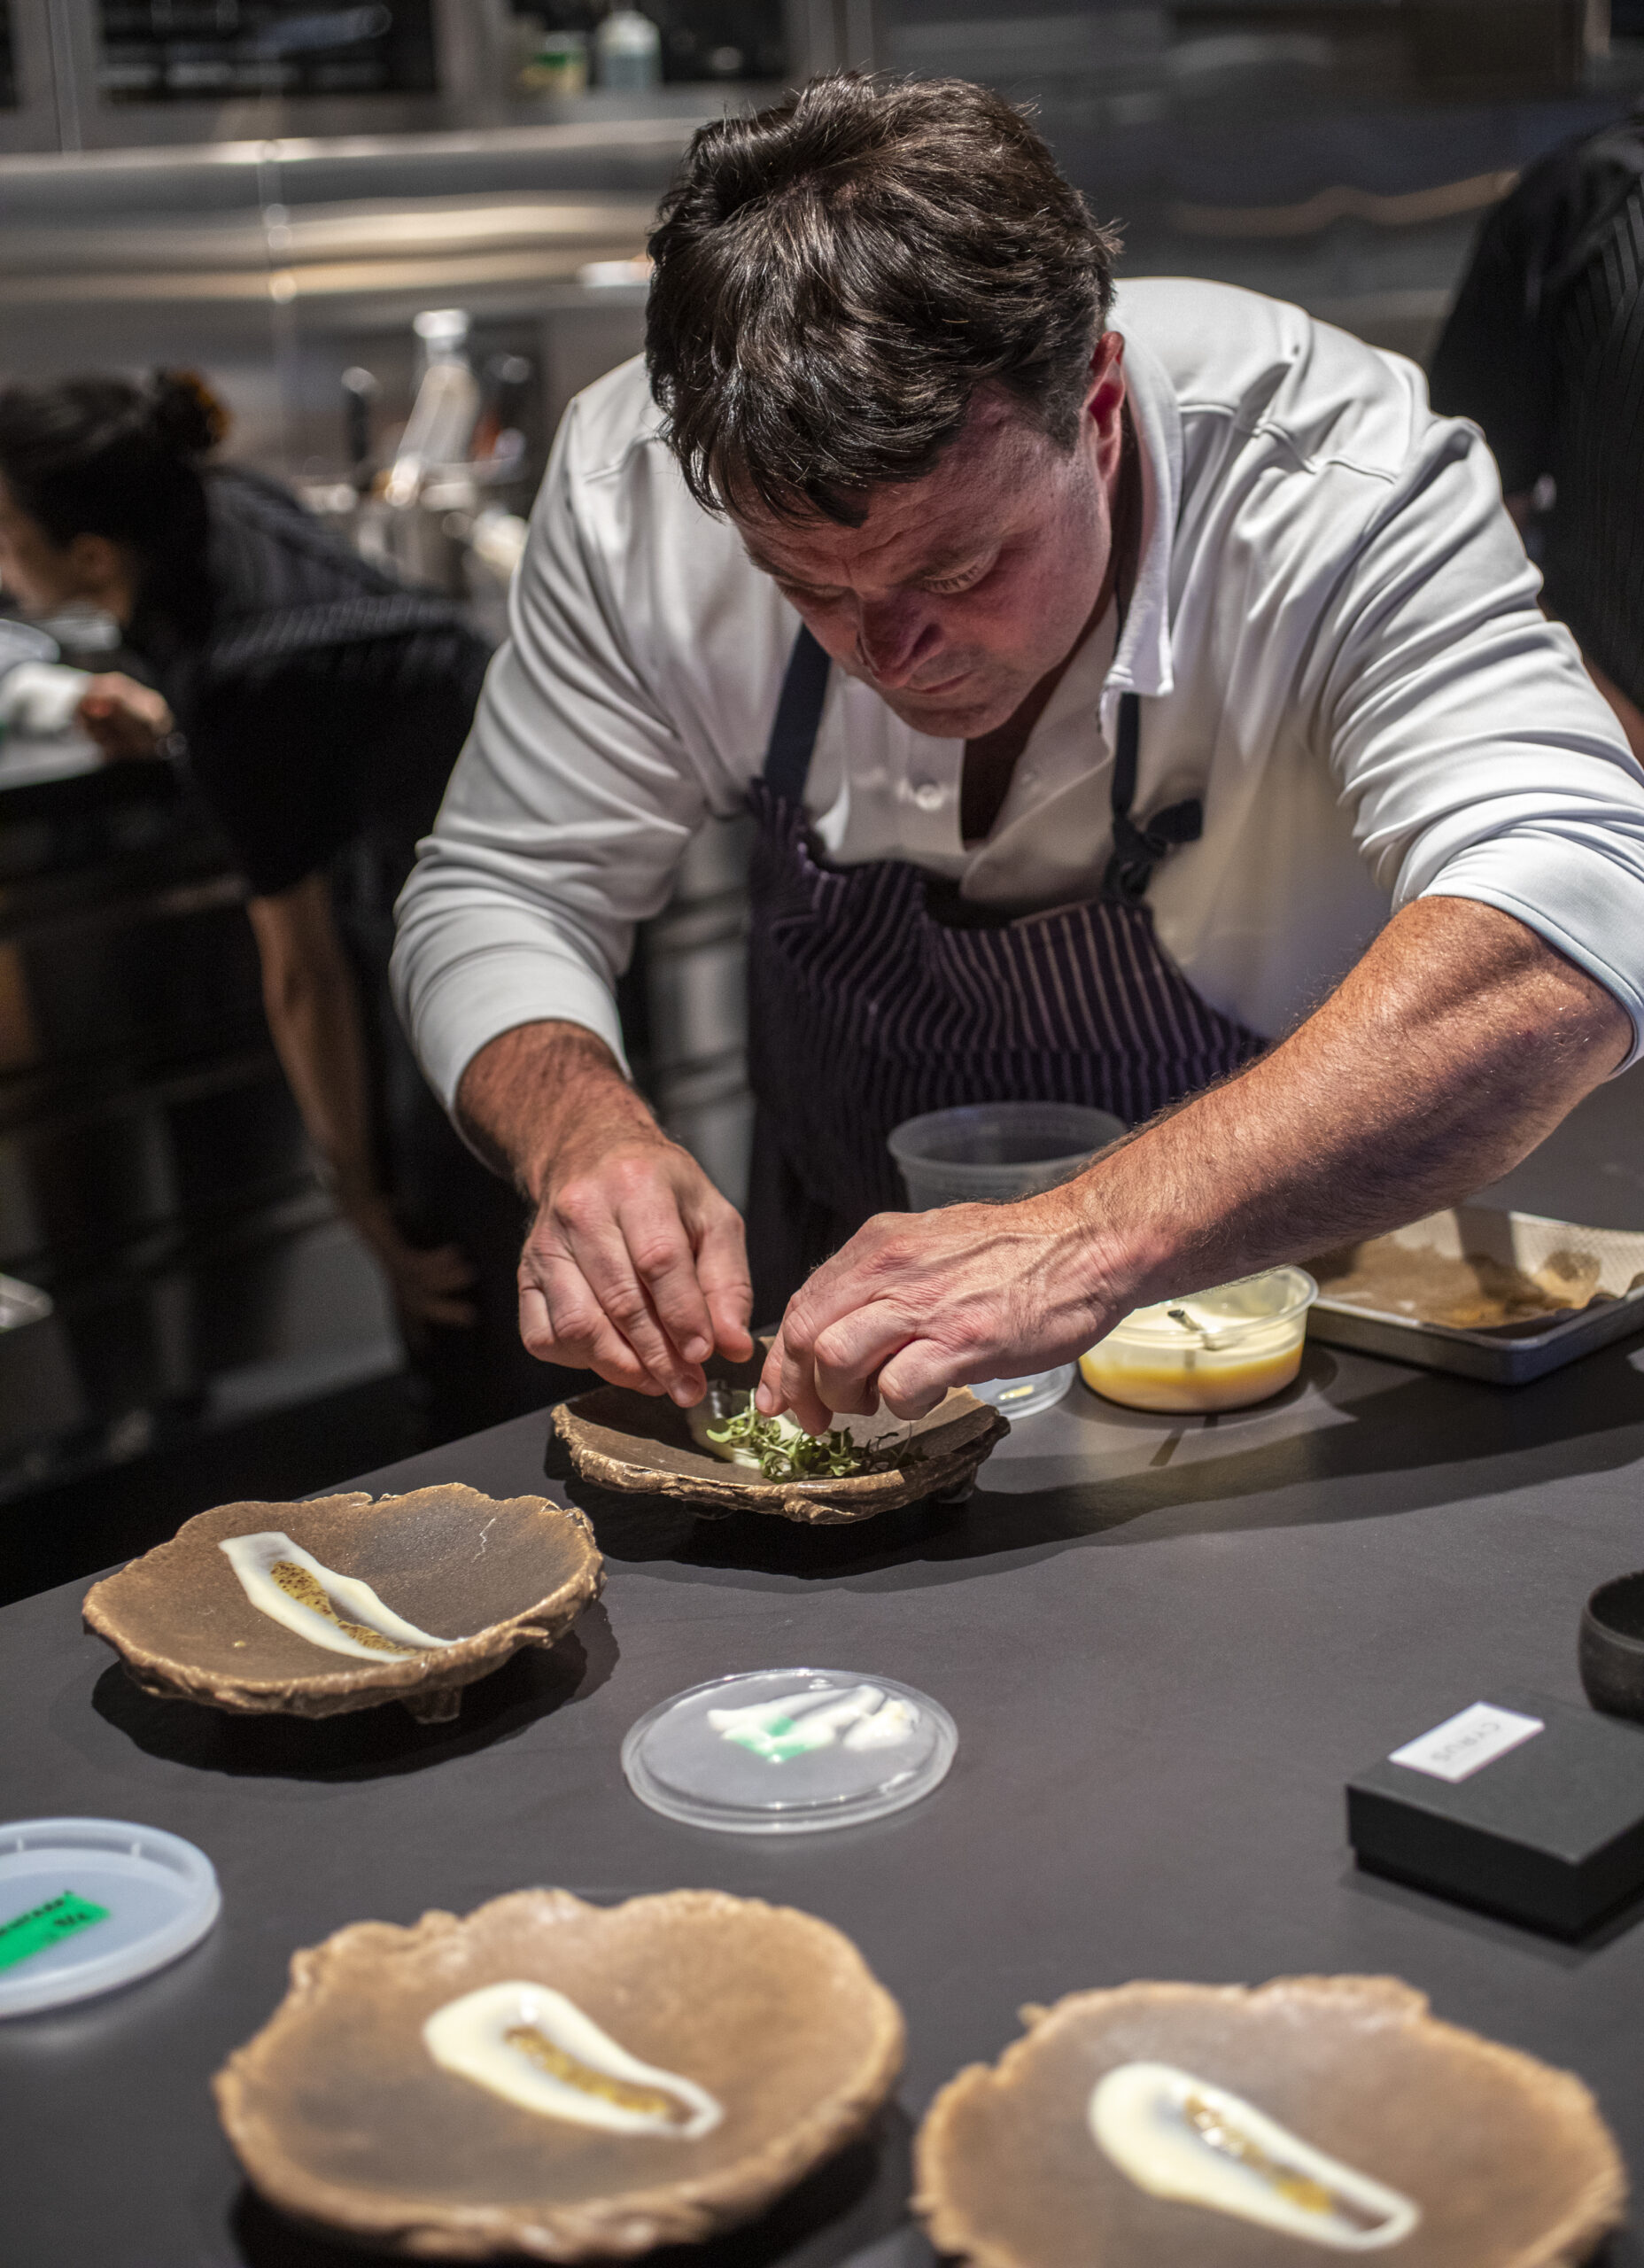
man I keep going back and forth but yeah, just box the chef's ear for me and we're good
[1082,330,1128,472]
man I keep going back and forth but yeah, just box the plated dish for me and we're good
[82,1484,602,1721]
[214,1886,904,2257]
[554,1342,1007,1524]
[914,1976,1624,2266]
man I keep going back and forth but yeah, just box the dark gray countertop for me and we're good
[4,1072,1644,2268]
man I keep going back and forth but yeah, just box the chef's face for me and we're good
[732,332,1127,740]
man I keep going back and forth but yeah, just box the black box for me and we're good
[1347,1689,1644,1938]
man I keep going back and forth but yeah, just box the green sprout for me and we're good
[704,1400,921,1483]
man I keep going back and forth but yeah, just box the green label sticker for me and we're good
[0,1890,111,1971]
[723,1713,816,1763]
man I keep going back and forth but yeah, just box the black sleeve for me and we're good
[184,671,368,899]
[181,637,485,900]
[1428,188,1559,498]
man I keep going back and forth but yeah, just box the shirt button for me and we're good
[912,782,944,812]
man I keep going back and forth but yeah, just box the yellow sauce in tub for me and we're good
[1079,1269,1316,1414]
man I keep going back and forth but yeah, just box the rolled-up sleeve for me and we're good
[392,400,716,1110]
[1313,416,1644,1067]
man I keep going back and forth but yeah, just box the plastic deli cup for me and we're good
[1079,1267,1318,1414]
[888,1101,1126,1208]
[888,1103,1127,1419]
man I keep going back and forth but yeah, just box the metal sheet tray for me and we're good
[1307,1206,1644,1385]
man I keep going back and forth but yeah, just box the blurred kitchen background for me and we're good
[3,0,1639,1593]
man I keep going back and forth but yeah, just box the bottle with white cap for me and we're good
[594,5,661,89]
[385,308,479,509]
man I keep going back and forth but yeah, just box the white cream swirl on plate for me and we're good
[1090,2062,1419,2249]
[423,1982,722,2137]
[219,1531,461,1661]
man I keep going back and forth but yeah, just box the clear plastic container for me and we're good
[0,1817,221,2016]
[622,1669,957,1834]
[1079,1267,1318,1413]
[888,1102,1127,1418]
[888,1101,1125,1207]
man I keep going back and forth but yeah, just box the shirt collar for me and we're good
[1100,317,1182,744]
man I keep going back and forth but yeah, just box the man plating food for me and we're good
[393,74,1644,1434]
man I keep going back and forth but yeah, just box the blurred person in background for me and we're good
[1431,113,1644,760]
[0,368,579,1440]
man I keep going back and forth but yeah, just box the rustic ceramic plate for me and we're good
[915,1976,1625,2268]
[214,1887,905,2258]
[83,1484,602,1722]
[554,1342,1008,1525]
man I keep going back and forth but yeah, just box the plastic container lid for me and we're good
[622,1669,957,1835]
[0,1818,221,2017]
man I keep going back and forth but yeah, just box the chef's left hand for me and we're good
[756,1185,1121,1433]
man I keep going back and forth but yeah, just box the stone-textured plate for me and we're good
[83,1485,602,1723]
[915,1976,1625,2268]
[554,1342,1007,1525]
[214,1887,906,2258]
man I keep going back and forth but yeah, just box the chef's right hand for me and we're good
[517,1115,754,1403]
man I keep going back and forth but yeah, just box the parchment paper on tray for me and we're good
[1308,1206,1644,1384]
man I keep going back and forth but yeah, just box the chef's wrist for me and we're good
[509,1039,666,1208]
[521,1083,669,1208]
[1044,1160,1183,1329]
[457,1019,639,1200]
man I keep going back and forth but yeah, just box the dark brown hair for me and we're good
[0,369,228,637]
[646,72,1121,526]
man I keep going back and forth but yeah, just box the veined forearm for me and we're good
[1077,895,1632,1311]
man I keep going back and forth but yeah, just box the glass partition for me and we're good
[94,0,438,105]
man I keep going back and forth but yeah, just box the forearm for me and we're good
[456,1019,665,1200]
[260,962,380,1206]
[1080,896,1631,1309]
[461,1018,752,1394]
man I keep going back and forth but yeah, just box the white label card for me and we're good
[1388,1702,1545,1784]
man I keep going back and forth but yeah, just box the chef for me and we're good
[393,72,1644,1437]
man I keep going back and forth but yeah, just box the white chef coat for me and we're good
[392,276,1644,1110]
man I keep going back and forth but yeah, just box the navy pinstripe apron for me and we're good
[743,625,1264,1315]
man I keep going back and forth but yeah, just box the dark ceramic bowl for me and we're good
[1579,1571,1644,1720]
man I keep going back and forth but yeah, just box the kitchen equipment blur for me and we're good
[384,307,480,508]
[595,9,663,89]
[1079,1267,1318,1413]
[0,751,388,1496]
[888,1102,1126,1418]
[516,20,591,96]
[340,365,380,491]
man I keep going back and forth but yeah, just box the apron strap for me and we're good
[762,631,1201,906]
[762,624,832,799]
[1100,690,1203,906]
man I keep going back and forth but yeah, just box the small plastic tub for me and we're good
[888,1101,1126,1208]
[1079,1267,1318,1414]
[888,1103,1126,1419]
